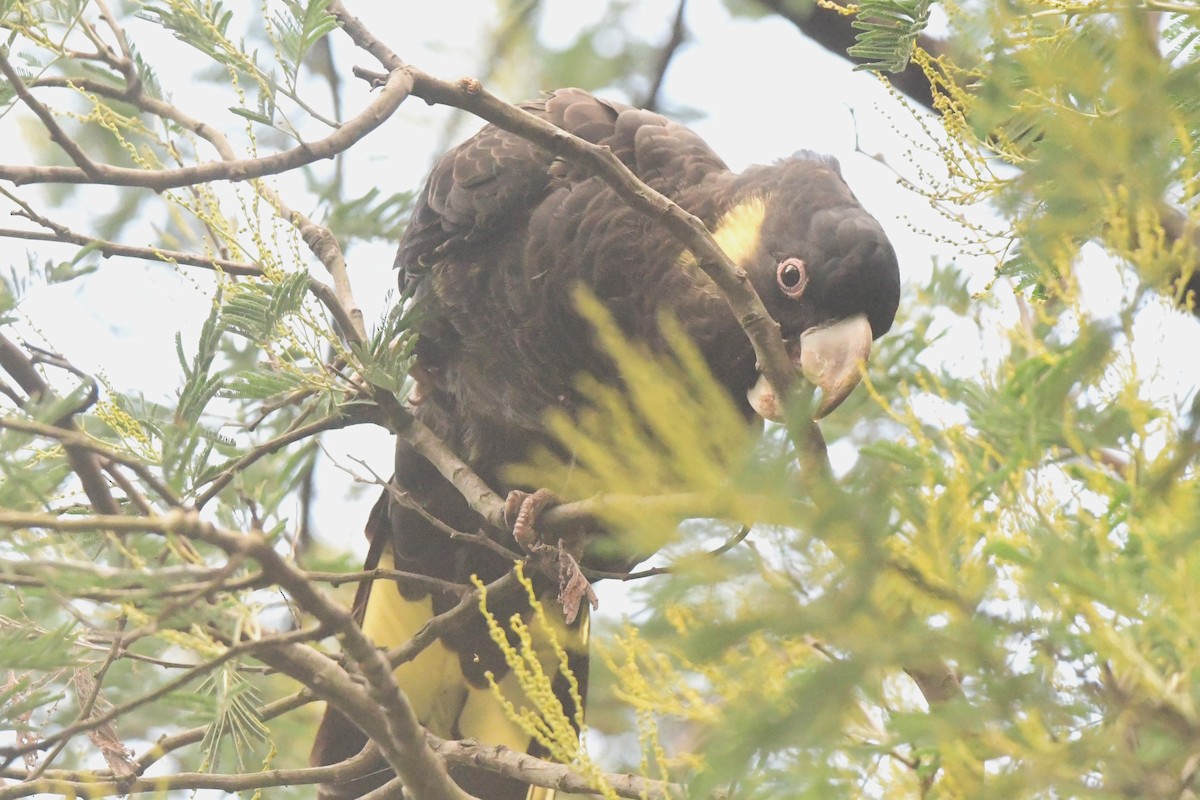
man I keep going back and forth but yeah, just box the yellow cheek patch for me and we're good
[678,195,767,269]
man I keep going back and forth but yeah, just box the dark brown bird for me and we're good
[312,88,901,799]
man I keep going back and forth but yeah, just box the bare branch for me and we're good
[93,0,137,82]
[0,47,100,177]
[248,623,478,800]
[0,225,262,277]
[0,68,414,192]
[0,335,121,514]
[194,404,378,508]
[0,759,373,799]
[427,735,710,800]
[639,0,689,112]
[101,464,154,515]
[0,557,267,602]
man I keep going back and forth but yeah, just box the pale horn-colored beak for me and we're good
[800,313,873,417]
[747,314,873,421]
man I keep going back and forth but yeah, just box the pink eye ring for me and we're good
[776,258,807,298]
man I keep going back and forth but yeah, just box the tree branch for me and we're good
[427,734,709,799]
[0,46,100,178]
[0,225,262,277]
[249,626,479,800]
[172,511,475,800]
[0,507,475,800]
[0,68,413,192]
[130,690,316,773]
[193,405,378,508]
[0,759,371,799]
[0,335,120,514]
[639,0,689,112]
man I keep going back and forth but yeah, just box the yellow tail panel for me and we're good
[361,548,592,800]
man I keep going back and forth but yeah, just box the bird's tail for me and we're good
[312,487,589,800]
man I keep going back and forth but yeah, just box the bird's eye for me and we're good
[776,258,807,298]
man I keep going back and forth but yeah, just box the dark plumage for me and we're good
[312,88,901,800]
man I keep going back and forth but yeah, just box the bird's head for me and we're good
[717,155,901,419]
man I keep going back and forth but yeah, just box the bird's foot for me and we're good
[406,363,437,407]
[552,538,598,625]
[504,489,598,624]
[505,488,556,551]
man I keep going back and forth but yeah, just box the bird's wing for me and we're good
[397,89,738,441]
[397,87,729,283]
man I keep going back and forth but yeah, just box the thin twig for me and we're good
[0,335,120,514]
[0,47,100,177]
[0,620,323,764]
[640,0,689,112]
[194,406,375,508]
[386,570,522,671]
[0,225,262,277]
[0,69,414,193]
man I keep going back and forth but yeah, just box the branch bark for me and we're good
[0,335,120,515]
[0,508,475,800]
[0,68,413,191]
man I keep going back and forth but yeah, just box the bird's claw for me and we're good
[504,488,556,552]
[503,488,597,623]
[554,540,598,625]
[407,363,438,407]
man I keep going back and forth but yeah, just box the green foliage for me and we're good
[220,272,309,343]
[138,1,237,66]
[548,261,1200,798]
[0,1,402,793]
[511,290,768,556]
[915,3,1200,298]
[0,622,80,672]
[176,297,224,427]
[321,186,415,244]
[849,0,932,72]
[353,295,417,395]
[196,665,269,771]
[271,0,338,90]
